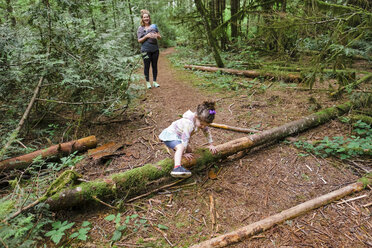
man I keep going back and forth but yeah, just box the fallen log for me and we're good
[330,73,372,97]
[184,65,302,82]
[44,99,369,210]
[190,176,372,248]
[210,123,259,133]
[0,136,97,172]
[350,114,372,125]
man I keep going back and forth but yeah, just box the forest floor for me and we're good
[56,47,371,247]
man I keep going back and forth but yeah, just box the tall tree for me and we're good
[230,0,240,38]
[5,0,16,26]
[194,0,224,67]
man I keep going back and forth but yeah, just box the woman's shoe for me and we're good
[153,81,160,88]
[146,82,152,89]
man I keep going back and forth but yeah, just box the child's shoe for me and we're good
[146,82,152,89]
[170,166,191,178]
[153,81,160,88]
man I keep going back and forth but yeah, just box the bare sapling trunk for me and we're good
[43,99,369,210]
[0,136,97,172]
[0,76,45,160]
[210,123,259,133]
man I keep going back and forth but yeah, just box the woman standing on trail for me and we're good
[137,9,161,89]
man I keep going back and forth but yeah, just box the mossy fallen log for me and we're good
[330,73,372,97]
[0,136,97,172]
[46,99,370,210]
[350,114,372,125]
[184,65,302,82]
[190,175,372,248]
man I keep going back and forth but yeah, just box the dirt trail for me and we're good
[72,48,371,248]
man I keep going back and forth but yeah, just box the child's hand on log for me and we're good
[208,144,217,154]
[184,153,194,160]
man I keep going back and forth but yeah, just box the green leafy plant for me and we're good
[105,213,149,242]
[70,221,91,241]
[45,220,75,244]
[105,213,127,242]
[293,121,372,160]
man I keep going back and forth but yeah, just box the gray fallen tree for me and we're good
[184,65,302,82]
[190,176,372,248]
[45,98,370,210]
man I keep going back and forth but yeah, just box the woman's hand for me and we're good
[208,144,217,154]
[184,153,194,160]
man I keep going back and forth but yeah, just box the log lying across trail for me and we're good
[0,136,97,172]
[190,177,372,248]
[184,65,302,82]
[44,99,369,210]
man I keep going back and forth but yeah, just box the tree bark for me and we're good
[0,136,97,172]
[184,64,302,82]
[44,99,369,210]
[190,178,371,248]
[230,0,240,38]
[194,0,224,68]
[5,0,16,26]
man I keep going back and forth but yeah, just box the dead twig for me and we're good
[137,126,154,131]
[209,194,216,230]
[336,194,367,205]
[92,195,118,210]
[148,219,173,247]
[362,202,372,208]
[228,103,235,115]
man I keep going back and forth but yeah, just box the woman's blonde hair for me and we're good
[140,9,151,26]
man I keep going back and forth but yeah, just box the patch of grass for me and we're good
[176,222,186,228]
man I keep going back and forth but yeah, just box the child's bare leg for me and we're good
[171,144,191,178]
[174,144,185,167]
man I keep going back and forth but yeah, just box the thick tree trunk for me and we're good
[194,0,224,68]
[230,0,239,38]
[5,0,16,26]
[0,136,97,171]
[190,178,371,248]
[44,100,369,210]
[184,64,302,82]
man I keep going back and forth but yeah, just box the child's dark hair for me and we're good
[197,101,216,123]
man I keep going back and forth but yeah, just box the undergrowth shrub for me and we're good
[0,152,84,247]
[293,120,372,160]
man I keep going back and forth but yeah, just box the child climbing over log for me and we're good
[159,101,218,178]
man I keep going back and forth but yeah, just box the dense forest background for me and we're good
[0,0,371,247]
[1,0,371,158]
